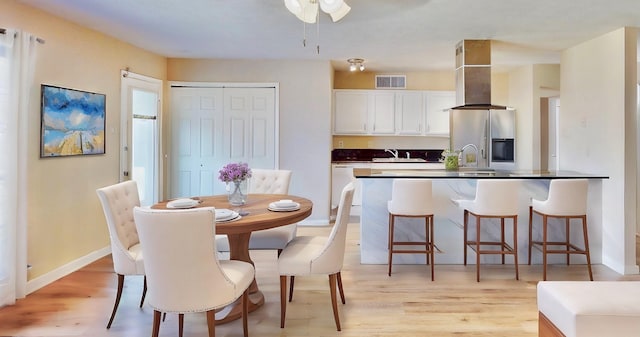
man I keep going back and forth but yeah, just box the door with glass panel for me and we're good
[120,71,162,207]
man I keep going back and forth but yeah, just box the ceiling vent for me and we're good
[375,75,406,89]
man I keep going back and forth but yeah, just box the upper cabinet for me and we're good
[424,91,456,136]
[333,89,454,136]
[333,90,369,134]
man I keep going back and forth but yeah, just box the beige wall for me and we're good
[560,27,638,274]
[1,1,167,283]
[167,58,333,223]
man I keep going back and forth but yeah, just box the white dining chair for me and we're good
[277,182,355,331]
[133,206,255,337]
[216,169,295,255]
[96,180,146,329]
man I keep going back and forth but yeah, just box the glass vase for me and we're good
[444,151,460,171]
[227,180,247,206]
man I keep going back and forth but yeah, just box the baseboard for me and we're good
[26,246,111,295]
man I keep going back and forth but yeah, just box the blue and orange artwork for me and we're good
[40,85,105,157]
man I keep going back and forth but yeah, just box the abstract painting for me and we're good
[40,85,106,157]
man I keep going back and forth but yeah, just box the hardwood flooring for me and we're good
[1,224,639,337]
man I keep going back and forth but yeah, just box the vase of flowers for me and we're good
[218,162,252,206]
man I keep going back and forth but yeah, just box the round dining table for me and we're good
[152,193,313,323]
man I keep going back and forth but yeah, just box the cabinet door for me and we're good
[396,91,424,135]
[334,91,368,134]
[369,91,395,134]
[425,91,455,135]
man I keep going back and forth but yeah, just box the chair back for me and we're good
[311,182,355,274]
[133,207,239,312]
[471,179,519,216]
[388,179,433,215]
[534,179,588,215]
[249,169,292,194]
[96,180,143,275]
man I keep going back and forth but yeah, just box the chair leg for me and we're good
[206,310,216,337]
[328,273,341,331]
[425,215,430,265]
[500,218,506,265]
[337,271,346,304]
[565,218,571,265]
[582,215,594,281]
[288,276,295,302]
[140,275,147,308]
[152,310,161,337]
[242,288,249,337]
[463,210,468,266]
[280,275,287,328]
[106,274,125,329]
[542,215,548,281]
[429,216,435,281]
[528,206,533,265]
[388,213,394,276]
[513,216,519,280]
[178,314,184,337]
[476,215,481,282]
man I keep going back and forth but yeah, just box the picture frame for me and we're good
[40,84,106,158]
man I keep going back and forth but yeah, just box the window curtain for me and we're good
[0,29,39,307]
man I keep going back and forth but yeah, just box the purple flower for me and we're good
[218,162,252,183]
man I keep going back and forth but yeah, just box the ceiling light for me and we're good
[285,0,351,23]
[348,58,365,72]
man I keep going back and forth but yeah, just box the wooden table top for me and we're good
[152,194,313,235]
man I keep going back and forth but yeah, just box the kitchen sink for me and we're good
[371,158,427,163]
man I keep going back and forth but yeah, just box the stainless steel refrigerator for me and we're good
[449,108,516,169]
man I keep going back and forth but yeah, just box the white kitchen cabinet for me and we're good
[369,91,395,134]
[425,91,455,136]
[395,91,425,135]
[333,90,368,134]
[331,163,368,217]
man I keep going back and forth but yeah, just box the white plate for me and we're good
[272,200,299,208]
[217,215,241,223]
[268,204,301,212]
[215,209,237,221]
[167,198,200,209]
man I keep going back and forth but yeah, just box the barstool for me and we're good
[528,179,593,281]
[453,179,519,282]
[387,179,435,280]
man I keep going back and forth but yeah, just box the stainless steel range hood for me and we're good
[453,40,507,110]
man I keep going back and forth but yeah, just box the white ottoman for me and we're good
[537,281,640,337]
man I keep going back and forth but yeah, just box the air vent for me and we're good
[375,75,406,89]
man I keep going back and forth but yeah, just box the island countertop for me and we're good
[353,168,609,180]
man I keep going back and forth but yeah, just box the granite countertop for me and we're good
[353,168,609,179]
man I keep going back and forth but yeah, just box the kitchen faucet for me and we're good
[385,149,399,158]
[460,143,479,167]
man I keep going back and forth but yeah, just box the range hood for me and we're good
[452,40,507,110]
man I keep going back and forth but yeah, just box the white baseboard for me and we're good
[26,246,111,295]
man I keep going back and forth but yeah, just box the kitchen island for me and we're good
[353,168,608,265]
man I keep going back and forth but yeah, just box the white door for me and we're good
[170,86,276,198]
[369,91,395,134]
[396,91,424,135]
[120,71,162,207]
[548,97,560,171]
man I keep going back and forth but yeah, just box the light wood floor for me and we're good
[1,224,639,337]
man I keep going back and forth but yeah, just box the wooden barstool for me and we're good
[454,179,520,282]
[387,179,435,280]
[528,179,593,281]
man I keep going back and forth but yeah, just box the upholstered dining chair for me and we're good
[96,180,146,329]
[133,206,255,337]
[216,169,295,255]
[277,182,355,331]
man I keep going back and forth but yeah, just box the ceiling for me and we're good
[17,0,640,73]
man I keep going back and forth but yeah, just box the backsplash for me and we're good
[332,149,444,162]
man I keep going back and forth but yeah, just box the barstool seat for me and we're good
[387,179,435,280]
[528,179,593,281]
[453,179,520,282]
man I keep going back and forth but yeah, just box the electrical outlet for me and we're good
[338,141,344,148]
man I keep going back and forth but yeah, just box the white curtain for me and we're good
[0,29,39,306]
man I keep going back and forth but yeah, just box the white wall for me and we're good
[560,27,638,274]
[508,66,534,169]
[167,59,333,223]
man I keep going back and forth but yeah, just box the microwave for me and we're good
[491,138,515,162]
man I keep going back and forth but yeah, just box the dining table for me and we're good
[152,193,313,323]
